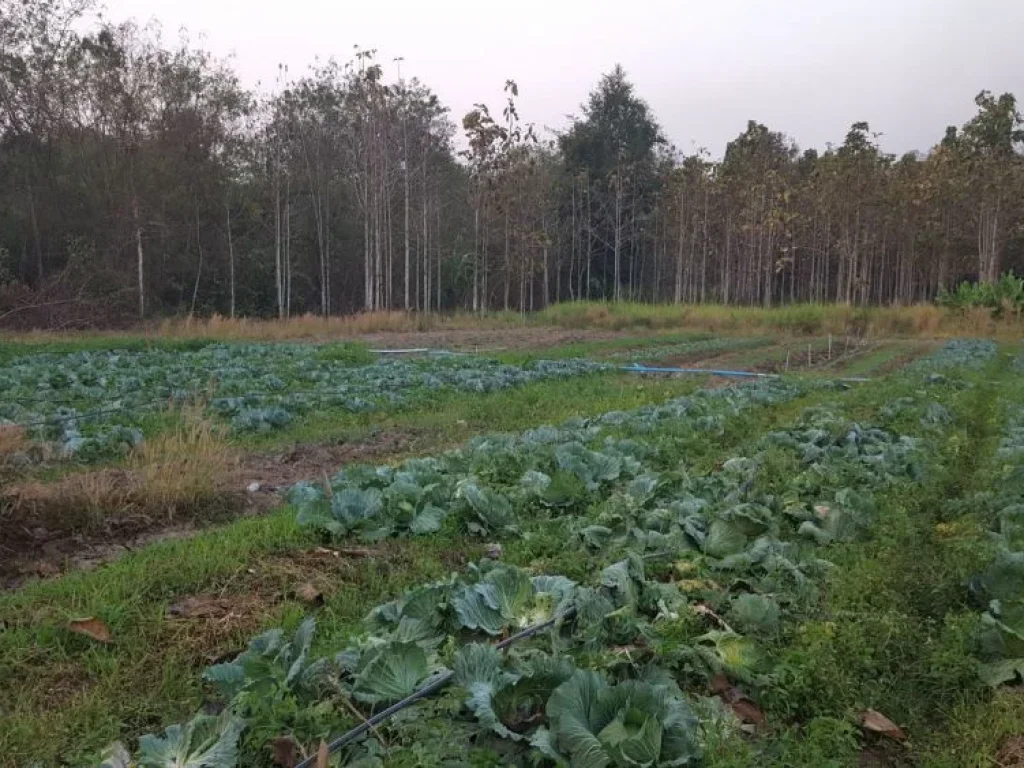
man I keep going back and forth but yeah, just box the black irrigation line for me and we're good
[291,549,680,767]
[292,609,576,768]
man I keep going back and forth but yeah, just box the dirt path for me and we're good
[354,327,626,352]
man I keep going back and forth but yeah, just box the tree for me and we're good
[559,65,663,300]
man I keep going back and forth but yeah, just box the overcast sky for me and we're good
[102,0,1024,157]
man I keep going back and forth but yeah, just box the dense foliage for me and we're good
[94,340,1013,766]
[0,345,607,458]
[936,272,1024,317]
[2,1,1024,328]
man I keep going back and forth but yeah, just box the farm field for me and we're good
[1,331,1023,767]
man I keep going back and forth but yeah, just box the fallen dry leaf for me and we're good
[709,673,730,694]
[293,582,324,607]
[271,735,299,767]
[69,616,112,644]
[694,602,735,633]
[859,709,907,742]
[709,674,764,727]
[729,698,765,727]
[315,740,330,768]
[337,547,378,558]
[168,595,235,619]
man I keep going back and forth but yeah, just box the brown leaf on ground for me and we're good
[271,735,300,767]
[168,595,236,619]
[859,709,907,742]
[709,673,730,694]
[293,582,324,607]
[69,616,112,643]
[709,674,765,727]
[315,740,330,768]
[337,547,379,558]
[729,698,765,727]
[694,602,735,633]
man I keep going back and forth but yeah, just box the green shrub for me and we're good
[315,340,375,365]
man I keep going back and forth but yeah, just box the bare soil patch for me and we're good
[0,430,413,588]
[997,736,1024,768]
[237,429,410,496]
[160,542,478,664]
[872,345,935,375]
[354,327,624,352]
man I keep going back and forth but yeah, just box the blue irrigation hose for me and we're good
[621,363,776,378]
[620,363,870,383]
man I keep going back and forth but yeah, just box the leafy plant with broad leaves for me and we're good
[538,669,702,766]
[202,618,337,755]
[100,713,245,768]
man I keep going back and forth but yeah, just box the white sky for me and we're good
[102,0,1024,157]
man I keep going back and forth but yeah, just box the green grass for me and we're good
[491,331,715,364]
[706,361,1021,767]
[0,374,843,766]
[534,300,1021,337]
[235,372,703,451]
[836,341,930,377]
[3,344,1021,766]
[0,512,466,766]
[0,335,221,364]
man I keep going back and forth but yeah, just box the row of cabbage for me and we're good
[289,380,808,542]
[102,368,974,766]
[0,344,609,459]
[909,338,997,372]
[100,340,985,765]
[969,390,1024,687]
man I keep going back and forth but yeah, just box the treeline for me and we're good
[2,0,1023,326]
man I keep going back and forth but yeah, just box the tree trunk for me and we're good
[675,185,685,304]
[134,196,145,319]
[472,204,480,312]
[275,162,284,318]
[404,153,410,310]
[190,208,204,316]
[613,174,622,302]
[225,198,235,318]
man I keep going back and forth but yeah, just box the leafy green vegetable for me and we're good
[729,593,781,634]
[545,670,701,767]
[351,642,431,704]
[203,618,328,701]
[137,713,245,768]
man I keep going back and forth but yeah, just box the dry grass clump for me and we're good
[154,310,525,340]
[0,424,28,458]
[535,301,1023,338]
[129,406,235,515]
[1,408,238,540]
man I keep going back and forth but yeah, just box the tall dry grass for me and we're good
[155,310,526,340]
[1,303,1017,349]
[2,408,238,538]
[129,405,235,516]
[0,424,28,459]
[534,302,1021,338]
